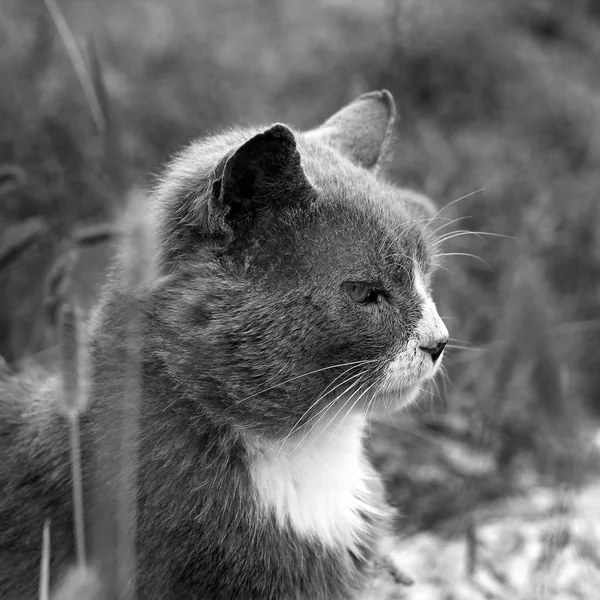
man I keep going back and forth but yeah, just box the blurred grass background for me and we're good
[2,0,600,535]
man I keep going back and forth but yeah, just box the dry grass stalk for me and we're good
[42,0,106,134]
[91,189,155,599]
[58,302,89,567]
[40,520,51,600]
[116,191,155,599]
[121,189,156,291]
[45,248,77,327]
[58,302,88,416]
[86,36,127,200]
[68,416,86,567]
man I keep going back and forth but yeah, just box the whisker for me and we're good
[433,229,484,246]
[260,359,293,388]
[232,358,378,405]
[434,188,486,219]
[287,377,367,455]
[448,337,471,344]
[274,369,366,457]
[296,375,365,434]
[378,217,437,255]
[435,230,513,247]
[426,216,472,239]
[432,376,443,403]
[436,365,450,399]
[446,344,487,352]
[382,252,421,269]
[364,398,376,440]
[435,229,474,245]
[382,254,419,278]
[244,369,371,465]
[433,252,492,270]
[327,380,380,442]
[303,382,368,452]
[366,381,386,437]
[432,261,449,273]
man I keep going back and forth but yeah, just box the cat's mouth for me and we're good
[369,348,445,413]
[381,352,442,394]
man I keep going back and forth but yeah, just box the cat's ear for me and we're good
[212,124,314,233]
[307,90,396,173]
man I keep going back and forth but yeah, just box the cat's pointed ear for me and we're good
[212,124,314,233]
[307,90,396,173]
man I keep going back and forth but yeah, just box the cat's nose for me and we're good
[420,339,447,363]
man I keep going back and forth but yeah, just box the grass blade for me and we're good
[58,302,89,566]
[39,520,51,600]
[42,0,106,133]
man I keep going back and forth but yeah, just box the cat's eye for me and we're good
[343,282,381,304]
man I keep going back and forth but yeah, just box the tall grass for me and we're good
[47,190,152,599]
[58,302,88,567]
[40,521,50,600]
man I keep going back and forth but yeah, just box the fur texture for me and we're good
[0,90,448,599]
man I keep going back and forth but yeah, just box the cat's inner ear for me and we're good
[307,90,396,172]
[213,124,314,231]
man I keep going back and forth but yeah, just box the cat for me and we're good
[0,90,449,599]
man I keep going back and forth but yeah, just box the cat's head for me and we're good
[148,91,448,437]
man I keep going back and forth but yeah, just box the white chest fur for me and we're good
[248,415,385,553]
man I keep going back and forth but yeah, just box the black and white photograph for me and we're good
[1,1,600,598]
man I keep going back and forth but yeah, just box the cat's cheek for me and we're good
[376,339,445,408]
[381,349,420,391]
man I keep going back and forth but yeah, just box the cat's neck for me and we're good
[246,413,386,555]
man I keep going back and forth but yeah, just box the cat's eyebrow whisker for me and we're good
[433,228,483,246]
[432,188,486,220]
[430,259,449,273]
[382,253,419,278]
[426,216,471,239]
[434,230,513,247]
[433,252,492,269]
[382,252,420,269]
[379,217,437,256]
[385,261,412,278]
[232,359,378,404]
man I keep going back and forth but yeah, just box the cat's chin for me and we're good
[367,385,423,416]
